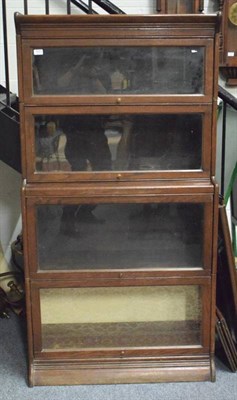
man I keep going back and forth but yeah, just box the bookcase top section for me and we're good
[15,13,221,38]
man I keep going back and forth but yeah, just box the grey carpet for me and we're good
[0,314,237,400]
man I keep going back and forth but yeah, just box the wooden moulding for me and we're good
[30,356,214,386]
[15,14,219,38]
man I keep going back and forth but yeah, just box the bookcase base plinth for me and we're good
[30,357,215,386]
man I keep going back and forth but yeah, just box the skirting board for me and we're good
[29,356,215,386]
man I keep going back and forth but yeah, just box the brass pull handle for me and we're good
[116,97,122,104]
[116,174,122,180]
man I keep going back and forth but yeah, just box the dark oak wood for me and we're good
[16,14,220,386]
[218,0,237,85]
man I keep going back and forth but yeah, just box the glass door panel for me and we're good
[36,202,205,271]
[32,46,204,95]
[40,285,202,350]
[33,113,202,173]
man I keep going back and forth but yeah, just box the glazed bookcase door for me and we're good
[23,192,214,279]
[30,279,211,357]
[30,44,206,96]
[23,105,213,182]
[17,36,216,104]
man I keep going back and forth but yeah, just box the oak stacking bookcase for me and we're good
[15,14,220,386]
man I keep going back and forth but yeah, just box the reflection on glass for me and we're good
[36,203,204,270]
[40,286,201,350]
[32,46,204,95]
[34,114,202,172]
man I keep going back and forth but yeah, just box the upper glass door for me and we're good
[20,37,214,104]
[32,46,204,96]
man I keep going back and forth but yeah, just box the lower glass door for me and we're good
[35,202,208,271]
[39,285,202,350]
